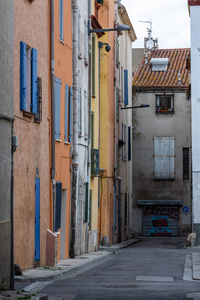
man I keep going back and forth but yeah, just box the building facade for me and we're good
[132,48,191,237]
[117,3,136,241]
[14,0,50,269]
[0,0,15,289]
[188,0,200,244]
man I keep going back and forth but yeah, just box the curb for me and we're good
[15,252,112,282]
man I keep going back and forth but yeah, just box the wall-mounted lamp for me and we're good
[99,42,111,52]
[121,103,150,110]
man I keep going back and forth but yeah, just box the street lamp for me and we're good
[121,103,150,110]
[89,24,131,35]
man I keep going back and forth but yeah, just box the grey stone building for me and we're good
[132,48,191,237]
[0,0,15,289]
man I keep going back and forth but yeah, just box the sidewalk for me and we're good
[14,238,139,283]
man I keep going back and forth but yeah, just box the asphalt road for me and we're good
[17,237,200,300]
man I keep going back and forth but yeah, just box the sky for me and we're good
[120,0,191,49]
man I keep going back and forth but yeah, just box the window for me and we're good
[92,35,95,96]
[55,77,62,140]
[34,77,42,123]
[154,137,175,179]
[78,11,81,56]
[78,87,82,135]
[84,20,88,65]
[124,69,128,105]
[20,41,37,114]
[59,0,64,41]
[156,94,174,113]
[128,126,131,161]
[183,148,189,180]
[116,88,119,121]
[64,85,73,143]
[91,111,94,149]
[122,123,126,161]
[121,67,123,100]
[84,91,88,138]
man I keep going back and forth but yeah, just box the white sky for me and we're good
[120,0,191,49]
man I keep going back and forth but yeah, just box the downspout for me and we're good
[70,0,79,258]
[86,0,92,253]
[50,0,56,232]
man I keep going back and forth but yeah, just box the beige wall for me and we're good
[132,90,191,236]
[14,0,49,269]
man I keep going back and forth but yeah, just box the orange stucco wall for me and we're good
[98,0,115,244]
[14,0,50,270]
[53,0,72,260]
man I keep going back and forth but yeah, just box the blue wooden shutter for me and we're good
[69,86,73,143]
[128,126,131,161]
[64,84,69,142]
[35,178,40,261]
[20,41,26,111]
[124,124,126,160]
[59,0,64,41]
[124,69,128,105]
[55,77,62,139]
[122,122,124,160]
[55,182,62,232]
[31,48,38,114]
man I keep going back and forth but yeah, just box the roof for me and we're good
[132,48,190,89]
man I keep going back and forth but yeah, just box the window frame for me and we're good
[20,41,38,115]
[156,93,174,113]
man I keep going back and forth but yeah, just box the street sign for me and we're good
[183,206,189,213]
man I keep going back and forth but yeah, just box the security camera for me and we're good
[105,45,111,52]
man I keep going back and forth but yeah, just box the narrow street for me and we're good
[16,237,200,300]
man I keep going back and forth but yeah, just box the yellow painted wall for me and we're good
[98,0,115,244]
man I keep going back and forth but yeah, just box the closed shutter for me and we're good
[55,77,62,140]
[124,124,126,160]
[142,206,179,236]
[31,48,38,114]
[59,0,63,41]
[124,69,128,105]
[128,126,131,161]
[20,41,27,111]
[64,84,69,142]
[55,182,62,232]
[154,137,175,179]
[78,87,82,135]
[116,87,119,120]
[69,86,73,143]
[92,35,95,96]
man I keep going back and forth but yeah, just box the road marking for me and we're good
[183,254,193,281]
[136,276,173,282]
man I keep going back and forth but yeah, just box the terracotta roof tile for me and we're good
[132,48,190,89]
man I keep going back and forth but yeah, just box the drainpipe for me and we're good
[70,0,79,258]
[86,0,92,253]
[50,0,56,232]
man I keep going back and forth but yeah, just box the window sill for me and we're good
[92,95,96,99]
[55,139,62,143]
[23,111,34,118]
[64,141,71,145]
[156,111,174,114]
